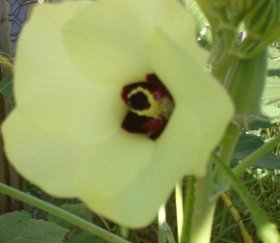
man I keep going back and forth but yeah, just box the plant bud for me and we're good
[229,0,253,12]
[209,0,227,8]
[244,0,279,38]
[226,50,267,115]
[225,0,254,25]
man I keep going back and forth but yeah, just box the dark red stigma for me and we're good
[121,74,174,140]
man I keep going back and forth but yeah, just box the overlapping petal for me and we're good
[2,0,234,227]
[146,29,234,176]
[14,1,126,145]
[77,30,234,226]
[3,111,83,197]
[62,0,202,84]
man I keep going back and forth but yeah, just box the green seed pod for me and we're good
[225,0,254,25]
[229,0,253,12]
[209,0,227,9]
[226,50,267,115]
[225,9,244,26]
[244,0,278,38]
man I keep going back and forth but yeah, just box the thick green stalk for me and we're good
[219,123,241,165]
[211,29,237,82]
[214,123,241,191]
[180,176,195,243]
[214,154,280,243]
[189,165,216,243]
[0,183,130,243]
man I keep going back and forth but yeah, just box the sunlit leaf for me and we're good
[232,133,280,169]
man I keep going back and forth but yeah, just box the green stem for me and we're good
[175,182,183,242]
[189,163,216,243]
[219,124,241,165]
[158,205,167,243]
[234,136,280,176]
[0,183,130,243]
[158,205,176,243]
[119,226,129,239]
[214,123,241,189]
[180,176,195,243]
[213,154,280,243]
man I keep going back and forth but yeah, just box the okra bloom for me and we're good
[2,0,233,227]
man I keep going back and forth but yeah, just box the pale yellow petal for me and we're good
[3,110,155,201]
[62,0,197,84]
[75,130,154,198]
[2,111,86,197]
[146,30,234,170]
[14,1,125,145]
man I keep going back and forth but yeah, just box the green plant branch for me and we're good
[213,154,280,243]
[180,176,195,243]
[0,183,131,243]
[210,136,280,198]
[214,123,241,188]
[219,124,241,165]
[234,136,280,176]
[221,193,253,243]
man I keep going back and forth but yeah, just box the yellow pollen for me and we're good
[127,87,160,118]
[127,87,174,119]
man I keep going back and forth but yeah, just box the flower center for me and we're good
[128,88,152,110]
[121,74,175,140]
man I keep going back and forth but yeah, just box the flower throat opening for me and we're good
[121,74,175,140]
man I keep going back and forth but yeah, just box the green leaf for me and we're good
[232,133,280,169]
[66,232,110,243]
[0,211,68,243]
[48,203,90,229]
[248,119,272,130]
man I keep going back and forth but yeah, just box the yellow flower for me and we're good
[2,0,233,227]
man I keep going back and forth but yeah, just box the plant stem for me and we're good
[213,154,280,243]
[214,124,241,187]
[234,136,280,176]
[158,205,167,243]
[221,193,253,243]
[158,205,176,243]
[219,124,241,165]
[180,176,195,243]
[175,182,183,241]
[189,164,216,243]
[0,183,130,243]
